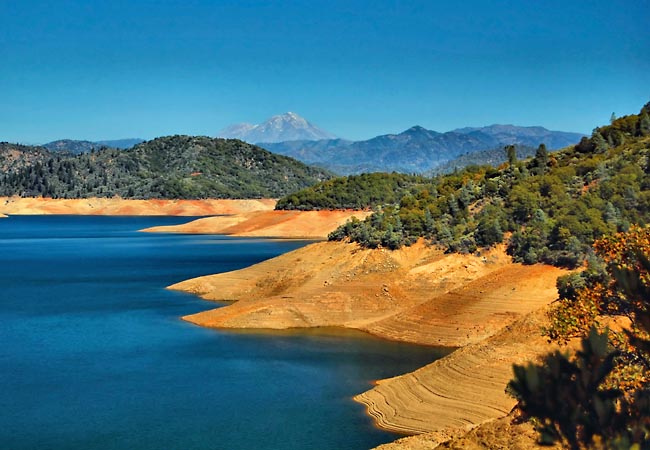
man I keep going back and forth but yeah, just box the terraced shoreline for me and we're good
[169,240,568,446]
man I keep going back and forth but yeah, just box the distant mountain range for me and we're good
[428,144,539,176]
[261,123,584,174]
[43,138,145,154]
[0,113,583,192]
[453,124,584,150]
[219,112,337,143]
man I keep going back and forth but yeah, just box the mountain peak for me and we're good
[404,125,431,133]
[219,113,336,144]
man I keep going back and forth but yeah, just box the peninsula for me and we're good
[168,240,567,448]
[141,209,372,239]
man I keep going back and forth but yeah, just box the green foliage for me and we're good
[475,213,504,247]
[639,109,650,137]
[321,165,489,251]
[276,172,435,210]
[530,143,549,175]
[0,136,332,199]
[556,272,588,302]
[506,144,518,166]
[508,328,650,449]
[429,144,538,175]
[547,226,650,345]
[0,142,53,174]
[511,226,650,449]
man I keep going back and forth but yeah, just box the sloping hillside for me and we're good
[0,136,332,199]
[278,102,650,268]
[0,143,53,174]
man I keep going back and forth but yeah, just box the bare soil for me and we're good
[0,197,276,216]
[142,209,372,238]
[169,240,570,446]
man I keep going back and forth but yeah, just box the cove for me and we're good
[0,216,450,450]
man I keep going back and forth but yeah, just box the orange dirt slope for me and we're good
[171,240,566,346]
[170,240,568,438]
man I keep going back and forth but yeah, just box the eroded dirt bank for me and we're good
[142,209,371,239]
[171,241,565,347]
[0,197,276,216]
[357,307,561,437]
[169,240,567,443]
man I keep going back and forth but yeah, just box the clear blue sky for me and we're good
[1,0,648,143]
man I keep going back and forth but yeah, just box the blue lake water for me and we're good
[0,216,450,450]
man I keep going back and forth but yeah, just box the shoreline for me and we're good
[2,201,567,448]
[142,209,372,239]
[0,196,277,216]
[168,239,568,447]
[0,197,370,240]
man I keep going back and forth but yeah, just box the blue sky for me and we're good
[1,0,648,143]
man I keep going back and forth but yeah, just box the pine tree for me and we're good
[590,131,609,153]
[506,145,517,166]
[639,109,650,136]
[532,143,549,174]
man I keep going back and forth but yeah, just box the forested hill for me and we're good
[275,144,538,211]
[276,173,435,210]
[0,136,332,199]
[280,102,650,268]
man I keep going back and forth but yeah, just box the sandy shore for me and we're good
[0,197,276,216]
[169,240,568,446]
[142,209,372,239]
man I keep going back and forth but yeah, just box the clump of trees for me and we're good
[276,172,437,210]
[508,226,650,449]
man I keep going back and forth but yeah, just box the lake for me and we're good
[0,216,449,450]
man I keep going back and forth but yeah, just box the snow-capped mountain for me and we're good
[218,112,337,143]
